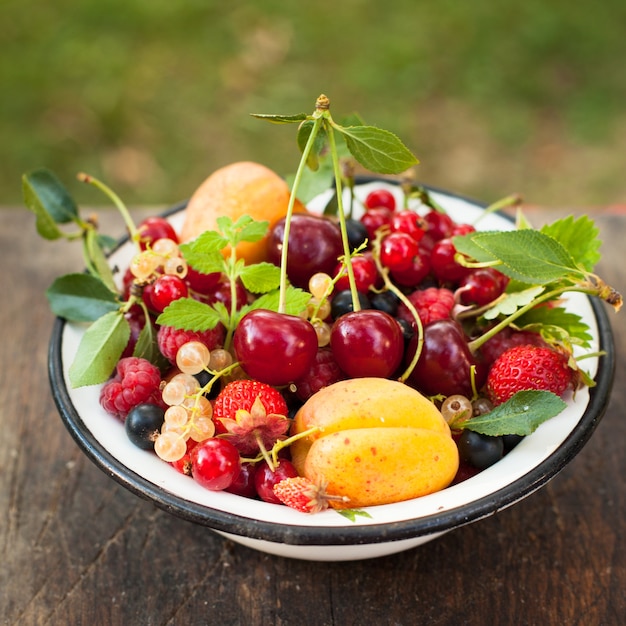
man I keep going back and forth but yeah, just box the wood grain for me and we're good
[2,208,624,626]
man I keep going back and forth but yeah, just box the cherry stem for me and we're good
[77,172,140,251]
[278,114,324,313]
[327,119,361,312]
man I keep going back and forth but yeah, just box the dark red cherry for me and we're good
[266,214,343,289]
[430,238,470,283]
[254,459,299,504]
[233,309,318,386]
[330,309,404,378]
[406,319,486,397]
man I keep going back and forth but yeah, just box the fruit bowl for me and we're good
[48,180,615,561]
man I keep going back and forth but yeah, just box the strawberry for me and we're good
[486,344,573,405]
[213,379,290,454]
[273,476,350,513]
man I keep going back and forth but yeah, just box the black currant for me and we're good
[125,403,166,450]
[345,218,369,251]
[457,430,504,470]
[330,289,371,319]
[371,290,400,317]
[503,433,525,452]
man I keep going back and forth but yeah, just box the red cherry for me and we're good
[254,459,299,504]
[233,309,318,386]
[330,309,404,378]
[266,214,343,289]
[364,188,396,211]
[190,438,241,491]
[225,462,258,498]
[137,217,179,250]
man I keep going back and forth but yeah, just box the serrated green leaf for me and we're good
[516,305,593,348]
[233,218,269,245]
[462,390,567,436]
[239,262,281,294]
[335,125,419,174]
[180,235,227,276]
[46,273,119,321]
[22,169,79,227]
[84,228,117,292]
[156,298,222,332]
[540,215,601,273]
[454,230,583,285]
[250,112,308,124]
[68,311,130,387]
[248,286,312,316]
[482,286,545,320]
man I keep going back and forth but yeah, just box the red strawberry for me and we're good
[212,380,289,454]
[273,477,349,513]
[486,344,573,405]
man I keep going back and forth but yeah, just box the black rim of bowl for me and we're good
[48,182,616,547]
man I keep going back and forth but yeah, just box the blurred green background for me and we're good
[3,0,626,209]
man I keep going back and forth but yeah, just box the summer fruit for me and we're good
[157,324,225,364]
[364,188,396,211]
[125,403,165,450]
[290,377,451,476]
[457,430,504,470]
[397,286,455,328]
[266,213,343,289]
[99,357,164,420]
[233,309,318,386]
[458,267,509,307]
[190,438,241,491]
[273,476,342,513]
[149,274,189,313]
[292,347,345,402]
[330,309,404,379]
[254,459,299,504]
[486,344,573,405]
[180,161,307,265]
[406,319,486,398]
[303,426,459,508]
[212,379,290,453]
[137,216,179,250]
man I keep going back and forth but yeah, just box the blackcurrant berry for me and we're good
[457,430,504,470]
[125,403,166,450]
[370,290,400,317]
[330,290,371,319]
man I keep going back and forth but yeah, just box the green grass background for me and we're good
[3,0,626,209]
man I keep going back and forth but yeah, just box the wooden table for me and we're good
[2,206,624,625]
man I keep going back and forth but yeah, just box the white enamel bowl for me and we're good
[48,181,615,561]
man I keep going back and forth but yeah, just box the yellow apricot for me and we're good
[290,377,449,474]
[304,427,459,508]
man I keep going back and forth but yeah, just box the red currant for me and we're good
[430,238,470,283]
[190,438,241,491]
[333,253,379,294]
[422,211,454,241]
[364,188,396,211]
[390,210,425,242]
[380,232,419,272]
[458,267,509,306]
[137,217,179,251]
[149,274,189,313]
[389,248,431,287]
[360,207,392,241]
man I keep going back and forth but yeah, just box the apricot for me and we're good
[180,161,307,265]
[304,427,459,508]
[290,377,450,474]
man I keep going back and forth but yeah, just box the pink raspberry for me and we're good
[397,287,455,328]
[292,348,346,401]
[100,357,164,420]
[157,324,225,364]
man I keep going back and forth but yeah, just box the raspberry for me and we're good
[100,357,164,420]
[157,324,225,364]
[292,348,346,401]
[397,287,455,328]
[486,344,573,405]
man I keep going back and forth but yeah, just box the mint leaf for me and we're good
[337,508,373,522]
[249,287,311,316]
[540,215,601,273]
[482,286,545,320]
[239,262,281,294]
[335,125,419,174]
[516,305,593,349]
[47,273,119,322]
[179,235,226,275]
[68,311,130,387]
[156,297,222,332]
[462,390,567,436]
[454,230,584,285]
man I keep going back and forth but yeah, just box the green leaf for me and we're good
[22,168,79,227]
[68,311,130,387]
[84,228,117,292]
[232,216,269,245]
[286,159,335,204]
[516,305,593,348]
[156,297,222,332]
[248,286,312,316]
[462,390,567,436]
[297,120,328,170]
[482,286,545,320]
[540,215,601,273]
[239,262,281,294]
[46,273,120,322]
[179,235,227,276]
[250,112,308,124]
[334,125,419,174]
[454,230,584,285]
[133,319,169,370]
[337,508,373,522]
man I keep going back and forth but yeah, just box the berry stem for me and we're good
[278,114,324,313]
[77,173,140,250]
